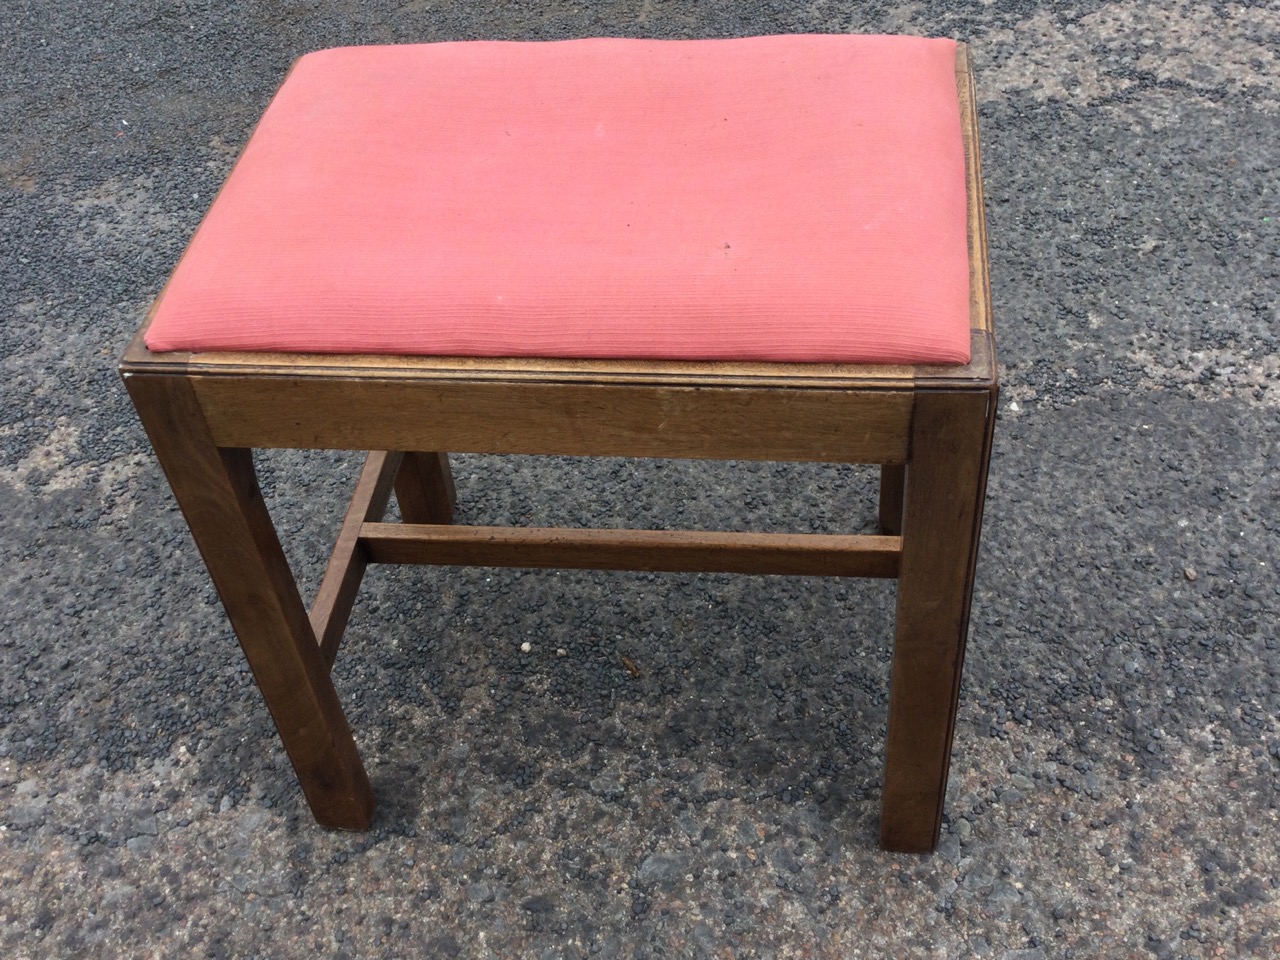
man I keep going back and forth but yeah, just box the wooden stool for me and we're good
[121,36,996,853]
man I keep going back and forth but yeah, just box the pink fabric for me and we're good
[145,35,971,364]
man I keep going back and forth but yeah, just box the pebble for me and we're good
[637,853,690,887]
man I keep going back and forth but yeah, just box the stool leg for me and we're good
[878,464,905,535]
[124,375,375,829]
[880,390,994,852]
[394,451,456,524]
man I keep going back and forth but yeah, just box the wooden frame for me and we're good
[120,46,996,853]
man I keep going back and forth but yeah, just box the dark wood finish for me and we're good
[878,465,906,536]
[394,451,456,524]
[956,43,994,338]
[310,450,402,669]
[119,322,990,393]
[121,373,374,829]
[879,389,994,852]
[189,377,913,464]
[875,50,998,850]
[119,44,996,852]
[360,523,901,578]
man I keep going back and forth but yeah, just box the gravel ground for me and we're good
[2,1,1278,957]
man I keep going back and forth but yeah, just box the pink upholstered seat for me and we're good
[145,35,971,365]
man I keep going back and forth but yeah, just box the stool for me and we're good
[120,35,996,853]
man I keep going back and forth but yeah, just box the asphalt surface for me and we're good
[2,1,1278,957]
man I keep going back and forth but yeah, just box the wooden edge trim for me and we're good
[121,348,921,390]
[913,329,996,387]
[310,450,403,669]
[359,523,902,579]
[956,43,994,338]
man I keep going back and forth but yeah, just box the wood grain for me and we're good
[190,377,912,464]
[878,464,906,536]
[957,43,994,337]
[122,372,374,829]
[879,389,994,852]
[394,451,456,524]
[310,450,401,669]
[360,524,901,578]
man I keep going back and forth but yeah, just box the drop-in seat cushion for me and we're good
[145,35,971,365]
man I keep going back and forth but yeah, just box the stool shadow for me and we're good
[339,563,896,848]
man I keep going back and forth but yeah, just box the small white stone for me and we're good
[520,641,532,653]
